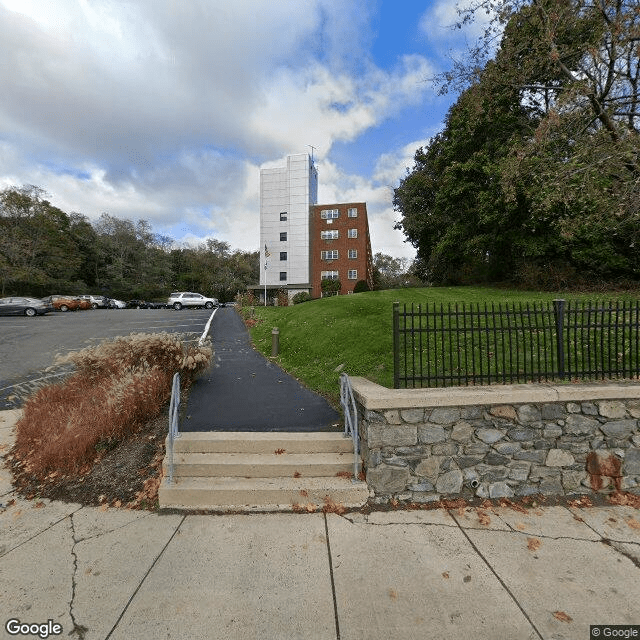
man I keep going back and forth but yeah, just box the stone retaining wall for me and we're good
[349,378,640,503]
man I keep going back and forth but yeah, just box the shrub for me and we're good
[12,333,212,478]
[353,280,370,293]
[276,288,289,307]
[292,291,312,304]
[321,278,341,295]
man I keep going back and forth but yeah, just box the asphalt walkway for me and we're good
[182,307,340,432]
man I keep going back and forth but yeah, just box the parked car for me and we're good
[42,295,82,312]
[77,295,108,309]
[167,292,218,310]
[126,299,149,309]
[146,301,167,309]
[74,297,92,310]
[0,297,53,316]
[108,299,126,309]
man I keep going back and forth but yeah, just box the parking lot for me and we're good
[0,307,217,409]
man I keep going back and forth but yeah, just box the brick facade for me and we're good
[309,202,374,298]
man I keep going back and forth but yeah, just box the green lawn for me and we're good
[243,287,624,407]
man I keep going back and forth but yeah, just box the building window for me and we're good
[348,249,357,259]
[321,250,339,260]
[280,232,287,241]
[348,270,358,280]
[347,207,358,217]
[348,228,358,238]
[320,209,339,219]
[321,271,339,280]
[280,252,287,261]
[279,272,287,281]
[280,212,287,221]
[321,230,339,240]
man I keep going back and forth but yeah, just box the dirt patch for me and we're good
[6,411,168,509]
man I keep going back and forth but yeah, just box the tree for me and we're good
[395,0,640,286]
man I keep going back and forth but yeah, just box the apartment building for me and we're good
[258,153,373,302]
[309,202,374,298]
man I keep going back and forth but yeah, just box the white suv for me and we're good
[168,292,218,310]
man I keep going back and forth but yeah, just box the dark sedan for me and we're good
[0,297,53,316]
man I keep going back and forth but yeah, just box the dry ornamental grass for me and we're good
[11,333,212,480]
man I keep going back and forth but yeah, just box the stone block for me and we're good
[455,455,485,469]
[451,422,474,442]
[600,419,637,438]
[486,452,510,466]
[516,484,540,496]
[489,482,514,498]
[436,469,464,494]
[567,402,582,413]
[418,425,446,444]
[564,414,600,436]
[513,450,547,464]
[581,402,598,416]
[562,470,587,491]
[429,407,461,425]
[493,442,522,455]
[415,457,442,483]
[541,404,565,420]
[380,454,409,467]
[586,451,623,478]
[365,410,385,423]
[460,406,485,420]
[598,401,627,419]
[508,428,536,441]
[517,404,541,423]
[546,449,575,467]
[465,443,490,455]
[543,426,563,439]
[539,477,563,495]
[489,405,517,420]
[529,465,561,480]
[408,481,435,492]
[533,440,553,450]
[400,408,425,423]
[624,448,640,475]
[367,423,417,448]
[367,465,410,493]
[476,428,505,444]
[383,410,401,425]
[508,463,531,482]
[628,401,640,419]
[431,442,459,456]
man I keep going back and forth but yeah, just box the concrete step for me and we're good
[163,452,353,478]
[158,476,370,512]
[167,431,354,454]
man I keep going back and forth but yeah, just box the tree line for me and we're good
[0,185,259,301]
[394,0,639,289]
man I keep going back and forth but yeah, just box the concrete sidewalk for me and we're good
[2,410,640,640]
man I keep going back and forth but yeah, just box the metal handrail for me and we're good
[339,373,360,482]
[167,372,181,484]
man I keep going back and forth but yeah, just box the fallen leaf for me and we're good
[477,509,491,526]
[299,490,308,497]
[388,588,398,600]
[33,501,45,509]
[515,522,526,531]
[442,572,450,579]
[626,517,640,530]
[274,448,286,455]
[527,538,542,551]
[293,471,301,478]
[553,611,573,623]
[305,503,317,513]
[99,504,109,512]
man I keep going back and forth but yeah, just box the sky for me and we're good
[0,0,483,260]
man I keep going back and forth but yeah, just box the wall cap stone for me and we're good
[349,377,640,411]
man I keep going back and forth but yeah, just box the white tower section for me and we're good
[260,153,318,288]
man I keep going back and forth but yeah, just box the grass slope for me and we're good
[245,286,611,406]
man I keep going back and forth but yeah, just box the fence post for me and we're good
[553,299,566,379]
[393,302,400,388]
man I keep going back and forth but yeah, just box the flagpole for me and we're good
[264,243,269,306]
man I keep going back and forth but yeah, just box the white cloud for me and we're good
[0,0,443,262]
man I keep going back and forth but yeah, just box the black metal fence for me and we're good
[393,299,640,388]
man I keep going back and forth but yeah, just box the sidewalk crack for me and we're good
[68,512,89,639]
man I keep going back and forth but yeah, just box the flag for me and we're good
[264,243,270,257]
